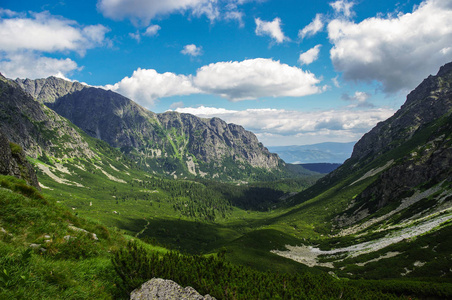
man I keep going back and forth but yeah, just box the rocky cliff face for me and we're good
[157,112,280,169]
[351,62,452,165]
[332,62,452,226]
[0,74,95,160]
[15,76,86,104]
[17,80,285,180]
[0,129,40,189]
[293,62,452,229]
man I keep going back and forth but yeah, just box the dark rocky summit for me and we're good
[130,278,215,300]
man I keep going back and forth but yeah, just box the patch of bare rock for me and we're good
[130,278,215,300]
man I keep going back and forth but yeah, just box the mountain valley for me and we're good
[0,62,452,299]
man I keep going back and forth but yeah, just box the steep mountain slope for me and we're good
[17,77,286,181]
[270,62,452,280]
[0,74,95,160]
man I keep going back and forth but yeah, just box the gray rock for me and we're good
[68,225,99,240]
[1,227,12,237]
[130,278,216,300]
[0,127,40,189]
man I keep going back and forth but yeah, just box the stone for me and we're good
[130,278,216,300]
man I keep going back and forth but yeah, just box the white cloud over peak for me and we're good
[330,0,355,18]
[328,0,452,93]
[255,17,289,44]
[299,14,324,40]
[105,58,324,106]
[181,44,203,57]
[299,45,321,65]
[104,68,202,107]
[172,106,395,145]
[193,58,322,101]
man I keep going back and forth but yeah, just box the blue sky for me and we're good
[1,0,452,146]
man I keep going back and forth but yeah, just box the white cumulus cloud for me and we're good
[328,0,452,93]
[172,106,395,145]
[104,68,202,107]
[97,0,260,26]
[0,52,79,79]
[193,58,322,101]
[97,0,220,25]
[330,0,355,18]
[342,91,373,107]
[0,11,109,56]
[299,45,322,65]
[105,58,324,106]
[299,14,324,40]
[0,10,108,79]
[144,24,161,36]
[255,17,289,44]
[181,44,203,57]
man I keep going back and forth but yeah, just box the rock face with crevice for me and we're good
[0,129,40,189]
[130,278,216,300]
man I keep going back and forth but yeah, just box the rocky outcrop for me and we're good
[0,129,40,189]
[15,76,86,104]
[130,278,216,300]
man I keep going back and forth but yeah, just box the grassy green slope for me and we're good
[2,175,451,299]
[0,175,128,299]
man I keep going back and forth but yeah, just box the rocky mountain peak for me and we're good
[0,75,96,160]
[15,76,86,104]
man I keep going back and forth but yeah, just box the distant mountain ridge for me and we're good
[268,142,355,164]
[13,76,289,181]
